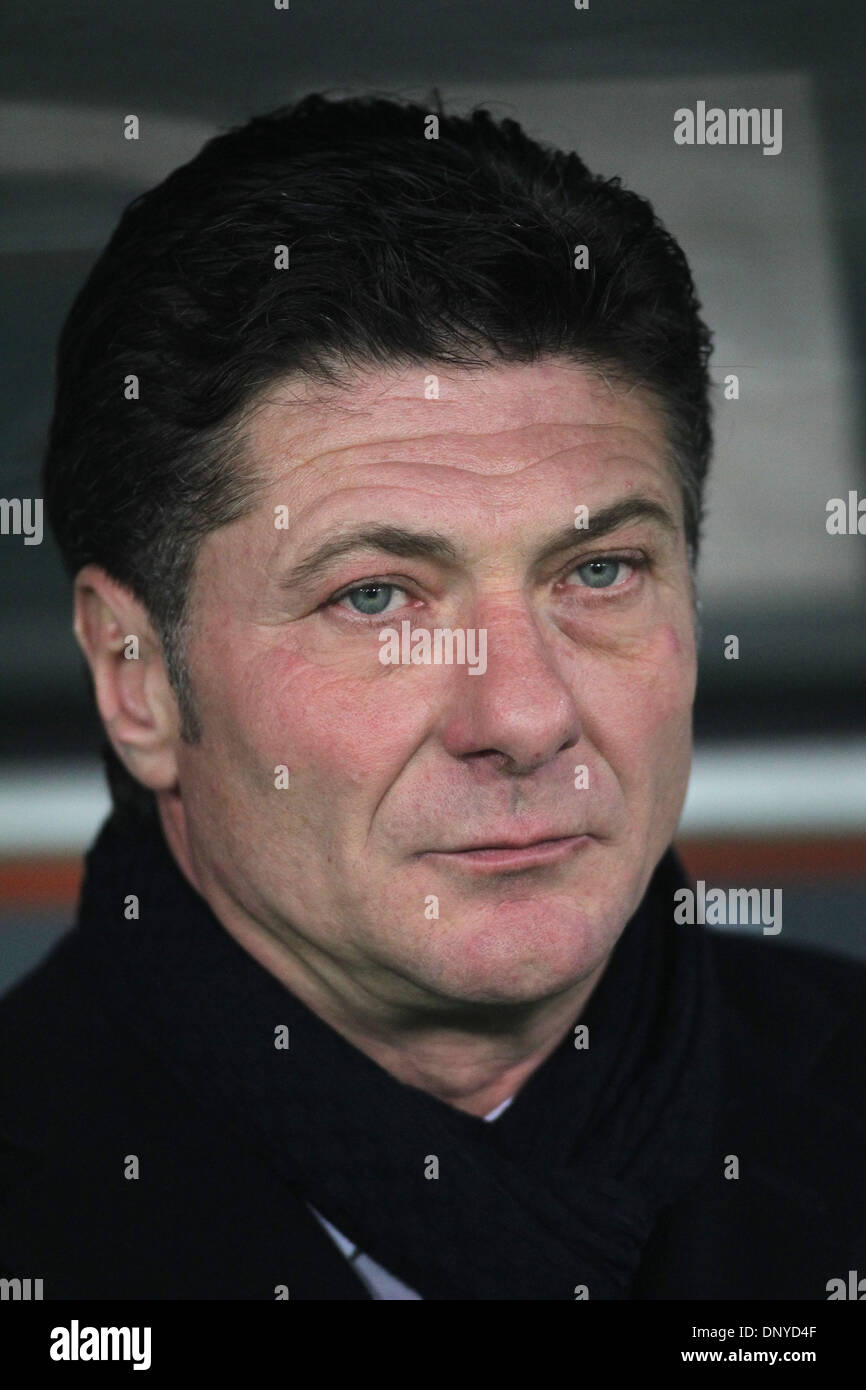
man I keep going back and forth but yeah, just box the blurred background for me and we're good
[1,0,864,991]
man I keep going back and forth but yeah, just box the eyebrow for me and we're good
[280,497,679,591]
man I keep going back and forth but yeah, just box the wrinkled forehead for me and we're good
[237,359,676,496]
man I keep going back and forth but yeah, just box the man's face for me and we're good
[171,359,697,1009]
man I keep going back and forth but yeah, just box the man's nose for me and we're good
[437,596,582,775]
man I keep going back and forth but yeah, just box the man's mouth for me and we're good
[420,834,592,873]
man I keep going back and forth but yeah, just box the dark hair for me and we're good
[43,89,713,825]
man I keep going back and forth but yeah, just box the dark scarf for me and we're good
[72,811,722,1300]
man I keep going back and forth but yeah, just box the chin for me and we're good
[408,894,624,1007]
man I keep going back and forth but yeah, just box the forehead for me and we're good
[239,358,675,499]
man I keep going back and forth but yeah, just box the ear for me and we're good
[73,564,182,793]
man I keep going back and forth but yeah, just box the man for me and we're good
[1,92,863,1300]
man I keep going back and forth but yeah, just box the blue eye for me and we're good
[574,559,628,589]
[342,583,401,615]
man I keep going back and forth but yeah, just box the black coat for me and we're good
[1,897,864,1300]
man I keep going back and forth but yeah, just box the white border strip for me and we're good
[0,741,865,855]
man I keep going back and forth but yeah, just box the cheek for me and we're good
[652,619,698,712]
[582,622,696,778]
[634,625,696,805]
[226,646,433,791]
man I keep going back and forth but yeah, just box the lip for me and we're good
[422,835,591,873]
